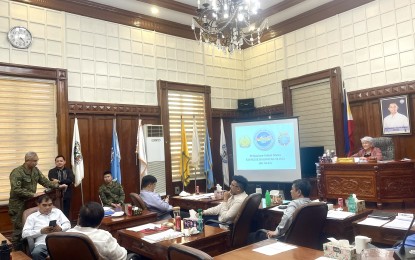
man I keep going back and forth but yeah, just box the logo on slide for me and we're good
[254,130,275,150]
[239,136,251,148]
[278,132,290,146]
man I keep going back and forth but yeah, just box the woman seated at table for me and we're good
[351,136,383,161]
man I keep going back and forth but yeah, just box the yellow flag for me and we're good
[180,116,190,186]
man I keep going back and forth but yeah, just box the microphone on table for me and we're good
[393,214,415,260]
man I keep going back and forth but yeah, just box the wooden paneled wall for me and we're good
[348,80,415,160]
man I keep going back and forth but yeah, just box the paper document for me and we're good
[252,242,296,256]
[357,217,391,227]
[269,206,285,212]
[126,223,161,232]
[141,229,183,243]
[383,216,415,230]
[326,210,355,220]
[186,193,215,200]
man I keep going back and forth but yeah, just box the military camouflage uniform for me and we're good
[9,165,58,249]
[99,181,125,207]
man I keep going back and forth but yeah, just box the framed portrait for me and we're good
[380,95,411,135]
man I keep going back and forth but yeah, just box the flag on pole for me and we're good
[220,119,229,187]
[111,118,122,183]
[136,119,148,179]
[191,117,200,167]
[343,85,354,156]
[71,118,84,187]
[180,116,190,186]
[204,121,214,189]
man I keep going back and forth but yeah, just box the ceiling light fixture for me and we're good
[191,0,268,54]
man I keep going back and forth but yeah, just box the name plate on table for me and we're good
[337,158,354,163]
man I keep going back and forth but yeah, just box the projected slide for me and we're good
[231,118,301,182]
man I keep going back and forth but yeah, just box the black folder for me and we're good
[368,210,397,220]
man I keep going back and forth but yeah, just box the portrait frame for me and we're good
[380,95,411,135]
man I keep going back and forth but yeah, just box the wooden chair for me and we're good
[256,202,328,250]
[205,193,262,249]
[129,192,147,210]
[168,244,213,260]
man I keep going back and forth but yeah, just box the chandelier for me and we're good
[191,0,269,54]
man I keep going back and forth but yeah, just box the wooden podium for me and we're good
[317,161,415,208]
[24,188,63,209]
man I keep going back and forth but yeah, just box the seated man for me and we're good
[98,170,125,208]
[265,179,311,238]
[22,195,70,260]
[67,201,127,260]
[140,175,173,220]
[202,175,248,227]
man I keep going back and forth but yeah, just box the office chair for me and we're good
[167,244,213,260]
[46,232,140,260]
[205,193,262,249]
[46,232,102,260]
[21,206,42,256]
[256,202,328,250]
[130,192,147,210]
[371,137,395,161]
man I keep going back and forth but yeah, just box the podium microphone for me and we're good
[394,215,415,260]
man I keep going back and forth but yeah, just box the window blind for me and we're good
[167,90,206,182]
[0,77,57,203]
[292,80,336,150]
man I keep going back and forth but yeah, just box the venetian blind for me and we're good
[292,80,336,150]
[168,90,206,182]
[0,77,57,203]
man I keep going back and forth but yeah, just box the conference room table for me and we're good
[353,218,415,246]
[254,205,373,242]
[214,239,324,260]
[100,209,157,237]
[169,194,223,210]
[117,218,229,259]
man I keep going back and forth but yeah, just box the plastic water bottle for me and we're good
[0,240,10,260]
[197,209,204,232]
[348,194,356,213]
[265,190,271,207]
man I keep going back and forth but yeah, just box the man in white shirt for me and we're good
[383,102,410,134]
[67,201,127,260]
[22,195,70,260]
[202,175,248,227]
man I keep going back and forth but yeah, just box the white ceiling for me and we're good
[86,0,335,28]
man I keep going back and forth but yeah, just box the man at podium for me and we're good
[8,152,68,250]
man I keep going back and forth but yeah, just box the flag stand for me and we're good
[80,181,84,205]
[194,166,198,194]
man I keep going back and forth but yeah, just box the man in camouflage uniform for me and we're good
[9,152,68,250]
[98,170,125,208]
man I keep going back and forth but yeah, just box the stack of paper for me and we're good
[141,229,183,243]
[252,242,297,256]
[326,210,355,220]
[383,216,414,230]
[127,223,160,232]
[357,217,391,227]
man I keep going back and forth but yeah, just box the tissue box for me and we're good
[183,218,198,229]
[214,190,224,199]
[356,199,365,212]
[323,242,356,260]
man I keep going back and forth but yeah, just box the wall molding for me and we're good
[68,101,160,116]
[212,104,284,119]
[348,80,415,102]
